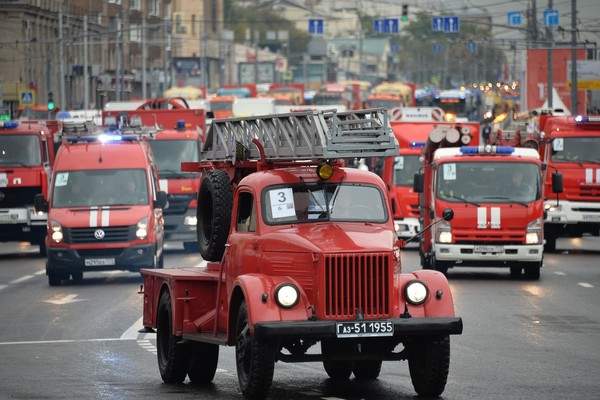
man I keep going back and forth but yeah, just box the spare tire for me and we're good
[197,170,233,261]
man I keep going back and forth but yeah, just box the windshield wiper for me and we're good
[159,169,188,178]
[441,194,480,207]
[482,196,529,207]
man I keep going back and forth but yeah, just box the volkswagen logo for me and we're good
[94,229,105,240]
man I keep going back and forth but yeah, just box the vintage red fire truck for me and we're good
[139,109,463,398]
[537,114,600,251]
[0,119,57,255]
[384,107,469,240]
[414,122,559,279]
[103,98,206,252]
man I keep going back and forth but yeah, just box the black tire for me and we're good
[321,340,355,380]
[509,267,522,278]
[421,253,432,269]
[544,229,557,253]
[235,300,276,399]
[408,336,451,397]
[157,251,164,269]
[38,240,47,257]
[48,271,62,286]
[187,342,219,384]
[71,272,83,281]
[157,290,188,384]
[197,170,233,262]
[432,256,450,276]
[524,262,541,280]
[353,359,382,380]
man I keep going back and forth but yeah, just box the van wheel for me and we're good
[157,290,188,383]
[183,241,199,253]
[197,170,233,262]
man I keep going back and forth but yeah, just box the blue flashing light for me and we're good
[575,115,585,122]
[0,121,20,129]
[459,146,479,154]
[409,141,426,148]
[574,115,600,124]
[495,146,515,154]
[176,120,186,131]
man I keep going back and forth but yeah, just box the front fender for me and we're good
[400,270,457,318]
[234,274,312,333]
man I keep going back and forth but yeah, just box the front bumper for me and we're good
[545,200,600,225]
[394,217,420,239]
[434,243,543,264]
[163,210,197,242]
[47,243,156,273]
[254,316,463,340]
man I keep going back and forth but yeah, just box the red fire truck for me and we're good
[384,107,463,240]
[103,99,206,252]
[312,83,362,110]
[139,109,463,398]
[0,120,57,255]
[414,122,559,279]
[537,115,600,251]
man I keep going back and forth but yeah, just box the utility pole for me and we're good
[546,0,553,109]
[570,0,578,114]
[116,14,122,101]
[83,15,89,109]
[142,17,147,99]
[59,8,66,110]
[201,17,207,90]
[163,5,169,95]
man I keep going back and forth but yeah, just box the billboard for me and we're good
[526,48,586,114]
[567,60,600,90]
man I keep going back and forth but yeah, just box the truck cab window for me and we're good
[236,192,256,232]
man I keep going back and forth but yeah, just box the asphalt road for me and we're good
[0,238,598,399]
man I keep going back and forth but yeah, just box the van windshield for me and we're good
[52,169,149,207]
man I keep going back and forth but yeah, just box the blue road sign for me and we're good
[308,19,323,35]
[543,9,559,27]
[384,18,399,34]
[507,11,521,26]
[432,17,443,32]
[391,44,399,53]
[444,16,459,33]
[374,19,382,33]
[468,42,476,53]
[433,43,441,54]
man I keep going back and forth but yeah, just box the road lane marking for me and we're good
[10,275,35,284]
[0,338,134,346]
[554,271,567,276]
[0,284,8,291]
[578,282,594,288]
[121,317,144,340]
[43,294,86,305]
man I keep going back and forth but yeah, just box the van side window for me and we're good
[236,192,256,232]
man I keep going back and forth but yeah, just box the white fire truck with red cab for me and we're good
[414,121,561,279]
[139,109,463,398]
[0,119,57,255]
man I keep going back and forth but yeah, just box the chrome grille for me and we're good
[64,226,134,244]
[324,253,390,318]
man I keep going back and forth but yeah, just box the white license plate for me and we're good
[473,245,504,253]
[0,214,16,221]
[582,214,600,222]
[336,321,394,338]
[84,258,116,266]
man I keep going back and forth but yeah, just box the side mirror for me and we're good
[155,191,168,209]
[552,172,563,194]
[413,172,424,193]
[34,194,48,213]
[441,208,454,221]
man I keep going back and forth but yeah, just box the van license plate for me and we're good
[582,214,600,222]
[84,258,115,266]
[336,321,394,338]
[473,245,503,253]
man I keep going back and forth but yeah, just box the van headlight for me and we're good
[136,217,148,240]
[404,280,429,305]
[526,217,542,244]
[50,220,63,243]
[274,283,299,308]
[184,215,197,226]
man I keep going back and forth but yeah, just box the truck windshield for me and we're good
[52,169,149,207]
[550,137,600,163]
[148,139,200,177]
[0,134,42,167]
[263,182,387,225]
[436,161,540,204]
[393,155,421,187]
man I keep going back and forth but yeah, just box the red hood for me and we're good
[50,205,150,228]
[261,223,395,253]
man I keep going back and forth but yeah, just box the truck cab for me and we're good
[37,123,167,285]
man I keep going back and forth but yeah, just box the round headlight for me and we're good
[404,280,429,305]
[275,284,299,308]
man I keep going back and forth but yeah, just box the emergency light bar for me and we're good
[0,121,19,129]
[574,115,600,123]
[459,145,515,155]
[410,141,426,148]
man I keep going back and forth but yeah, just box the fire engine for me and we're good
[139,109,463,398]
[312,83,362,110]
[414,120,560,279]
[103,99,206,252]
[384,107,472,240]
[0,120,57,255]
[539,115,600,251]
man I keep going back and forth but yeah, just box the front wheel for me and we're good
[321,340,355,380]
[408,336,450,397]
[157,290,188,383]
[235,300,276,399]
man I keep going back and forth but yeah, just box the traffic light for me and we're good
[401,4,408,22]
[47,92,55,111]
